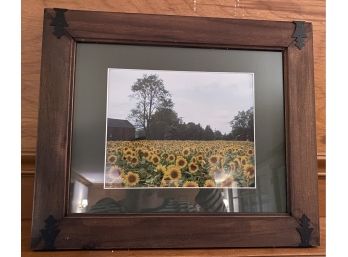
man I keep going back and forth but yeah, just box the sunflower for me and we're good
[156,164,167,174]
[124,171,140,187]
[126,155,132,163]
[183,181,198,187]
[167,154,175,163]
[106,140,255,188]
[129,156,139,165]
[196,154,204,162]
[247,149,254,156]
[145,153,153,162]
[188,162,199,173]
[176,156,188,168]
[124,149,133,156]
[136,148,143,155]
[161,152,169,160]
[166,166,182,180]
[240,156,248,166]
[204,179,216,187]
[107,155,117,164]
[233,158,241,168]
[244,165,255,178]
[143,150,150,159]
[208,155,220,165]
[182,147,190,157]
[151,154,160,165]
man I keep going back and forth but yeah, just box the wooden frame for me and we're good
[31,8,319,250]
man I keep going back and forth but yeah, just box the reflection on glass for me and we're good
[69,43,287,214]
[70,148,285,213]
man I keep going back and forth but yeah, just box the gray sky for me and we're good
[107,69,254,134]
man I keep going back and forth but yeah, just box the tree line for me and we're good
[128,74,254,141]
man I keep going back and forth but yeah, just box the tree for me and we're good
[229,107,254,141]
[214,130,223,140]
[181,122,203,140]
[128,74,173,138]
[148,108,180,140]
[204,125,215,140]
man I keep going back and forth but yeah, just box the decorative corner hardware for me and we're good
[292,21,307,50]
[50,8,68,39]
[296,214,313,247]
[40,215,60,250]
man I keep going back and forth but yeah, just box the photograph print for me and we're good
[104,69,255,189]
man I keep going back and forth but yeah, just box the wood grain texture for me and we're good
[30,10,319,249]
[30,10,76,247]
[286,27,319,243]
[21,0,326,254]
[22,0,325,155]
[64,10,295,47]
[21,217,326,257]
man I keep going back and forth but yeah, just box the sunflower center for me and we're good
[211,157,217,163]
[170,170,179,179]
[178,160,185,166]
[247,167,255,175]
[128,175,136,183]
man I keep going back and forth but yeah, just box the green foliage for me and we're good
[228,107,254,141]
[128,74,254,142]
[128,74,173,137]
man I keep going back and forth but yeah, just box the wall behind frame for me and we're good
[21,0,326,218]
[22,0,326,218]
[21,0,326,156]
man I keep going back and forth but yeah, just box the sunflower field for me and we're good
[104,140,255,188]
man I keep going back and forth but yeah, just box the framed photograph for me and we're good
[104,69,256,190]
[32,9,319,250]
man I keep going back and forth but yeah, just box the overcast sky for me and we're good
[107,69,254,134]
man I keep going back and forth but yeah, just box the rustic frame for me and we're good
[31,8,319,250]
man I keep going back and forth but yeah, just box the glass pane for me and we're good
[69,43,286,214]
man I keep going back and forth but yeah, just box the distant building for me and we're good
[107,118,135,140]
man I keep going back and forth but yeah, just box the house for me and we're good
[107,118,135,140]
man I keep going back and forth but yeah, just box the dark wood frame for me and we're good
[32,8,319,250]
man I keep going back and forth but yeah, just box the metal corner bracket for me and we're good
[40,215,60,250]
[292,21,307,50]
[50,8,68,39]
[296,214,314,247]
